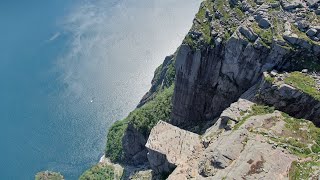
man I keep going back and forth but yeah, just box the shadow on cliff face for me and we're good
[170,34,320,133]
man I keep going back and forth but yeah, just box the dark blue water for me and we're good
[0,0,199,179]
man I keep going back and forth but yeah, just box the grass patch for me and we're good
[265,75,274,83]
[284,72,320,101]
[234,104,275,130]
[79,164,117,180]
[289,160,320,180]
[251,22,273,45]
[272,113,320,157]
[290,23,318,45]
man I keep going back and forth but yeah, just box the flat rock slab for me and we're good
[146,121,202,165]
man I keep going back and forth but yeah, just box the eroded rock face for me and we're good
[147,99,309,179]
[256,72,320,126]
[171,0,320,129]
[145,121,202,175]
[171,32,290,128]
[122,124,148,165]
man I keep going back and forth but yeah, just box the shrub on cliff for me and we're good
[105,85,174,162]
[79,163,115,180]
[35,171,64,180]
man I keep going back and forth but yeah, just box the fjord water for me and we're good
[0,0,199,179]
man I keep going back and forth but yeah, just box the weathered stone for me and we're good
[297,20,310,31]
[258,18,271,29]
[239,26,258,41]
[146,121,202,175]
[255,0,265,5]
[306,0,319,7]
[283,33,299,44]
[306,28,317,37]
[280,0,303,10]
[256,73,320,126]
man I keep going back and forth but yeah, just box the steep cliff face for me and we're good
[256,72,320,126]
[81,0,320,179]
[171,0,320,128]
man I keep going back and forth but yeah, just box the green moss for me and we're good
[79,164,116,180]
[289,160,320,180]
[251,22,273,45]
[215,0,230,20]
[265,75,274,83]
[35,171,64,180]
[277,113,320,157]
[284,72,320,101]
[234,105,275,130]
[290,23,318,45]
[311,144,320,153]
[234,6,245,20]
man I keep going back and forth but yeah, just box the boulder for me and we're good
[283,33,299,44]
[296,20,310,31]
[258,18,271,29]
[239,26,258,41]
[306,28,317,37]
[255,0,265,5]
[306,0,319,7]
[280,0,302,10]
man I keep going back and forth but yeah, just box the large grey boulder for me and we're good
[146,121,202,175]
[280,0,303,10]
[297,20,310,31]
[259,18,271,29]
[306,0,319,7]
[239,26,258,41]
[306,28,318,37]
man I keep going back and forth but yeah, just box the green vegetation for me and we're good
[79,164,117,180]
[277,113,320,156]
[130,85,174,136]
[290,24,315,45]
[105,119,128,162]
[153,59,176,90]
[266,0,278,3]
[105,85,174,162]
[251,22,273,45]
[215,0,231,21]
[234,104,275,130]
[264,75,274,83]
[284,72,320,101]
[234,6,245,20]
[35,171,64,180]
[105,55,176,162]
[289,161,320,180]
[289,55,320,72]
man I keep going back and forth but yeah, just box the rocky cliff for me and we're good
[79,0,320,179]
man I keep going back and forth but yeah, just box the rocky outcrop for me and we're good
[145,121,202,175]
[147,98,320,179]
[256,72,320,126]
[100,0,320,179]
[171,0,320,129]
